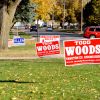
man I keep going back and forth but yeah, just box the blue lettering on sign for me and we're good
[14,38,24,43]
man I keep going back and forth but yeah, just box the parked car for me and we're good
[46,27,53,32]
[83,26,100,38]
[30,26,37,32]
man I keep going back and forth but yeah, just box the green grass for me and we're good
[0,58,100,100]
[0,39,37,57]
[0,38,64,57]
[0,32,37,57]
[10,32,34,39]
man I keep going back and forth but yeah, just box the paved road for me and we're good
[26,30,85,43]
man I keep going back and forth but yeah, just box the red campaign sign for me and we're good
[64,39,100,66]
[36,41,60,57]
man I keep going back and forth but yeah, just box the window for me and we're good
[89,28,95,31]
[96,28,100,32]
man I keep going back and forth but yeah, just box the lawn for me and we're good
[0,35,64,57]
[0,39,37,57]
[0,58,100,100]
[10,32,34,39]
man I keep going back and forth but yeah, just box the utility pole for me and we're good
[63,0,65,29]
[52,12,54,29]
[37,19,39,42]
[81,0,83,34]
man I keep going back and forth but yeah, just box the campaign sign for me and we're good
[36,41,60,57]
[40,35,60,42]
[64,39,100,66]
[13,37,25,46]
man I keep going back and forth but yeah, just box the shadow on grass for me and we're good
[0,80,35,84]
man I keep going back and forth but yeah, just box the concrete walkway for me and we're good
[0,54,64,60]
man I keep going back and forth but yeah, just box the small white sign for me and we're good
[13,35,20,39]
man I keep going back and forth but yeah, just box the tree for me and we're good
[14,0,36,24]
[56,0,81,27]
[83,0,100,26]
[31,0,59,21]
[0,0,21,49]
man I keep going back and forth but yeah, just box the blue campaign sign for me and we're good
[14,38,24,43]
[13,38,25,46]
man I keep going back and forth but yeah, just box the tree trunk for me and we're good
[0,0,21,50]
[0,6,10,49]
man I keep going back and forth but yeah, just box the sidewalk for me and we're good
[0,54,64,60]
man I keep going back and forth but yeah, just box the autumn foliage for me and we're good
[30,0,61,21]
